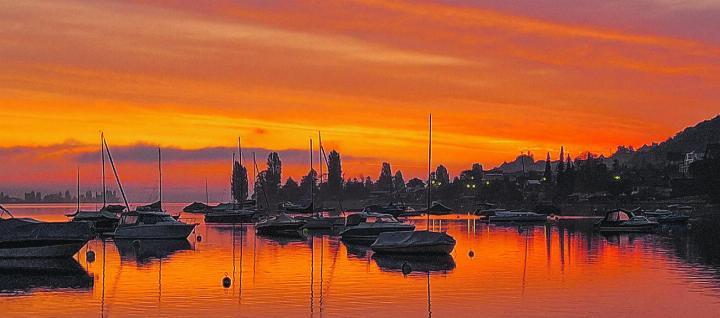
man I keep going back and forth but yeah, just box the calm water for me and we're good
[1,203,720,317]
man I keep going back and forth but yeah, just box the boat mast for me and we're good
[101,132,106,208]
[310,138,314,214]
[103,137,130,211]
[238,137,243,209]
[318,131,322,216]
[427,113,432,230]
[77,166,80,212]
[158,147,162,210]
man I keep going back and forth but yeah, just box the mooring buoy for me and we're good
[222,273,232,288]
[468,250,475,258]
[197,235,203,242]
[86,250,96,263]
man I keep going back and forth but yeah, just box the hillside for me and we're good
[616,115,720,166]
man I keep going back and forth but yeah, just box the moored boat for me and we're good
[255,213,305,236]
[339,213,415,243]
[476,209,548,222]
[595,209,658,232]
[371,230,456,254]
[114,211,197,239]
[66,205,124,235]
[1,205,93,258]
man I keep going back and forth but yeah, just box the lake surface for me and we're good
[1,203,720,317]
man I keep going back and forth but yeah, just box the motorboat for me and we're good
[339,213,415,243]
[204,203,256,224]
[371,230,456,254]
[595,209,658,232]
[114,211,197,239]
[361,203,406,217]
[66,204,124,235]
[644,209,691,224]
[0,205,93,258]
[297,213,346,230]
[255,213,305,236]
[476,209,548,222]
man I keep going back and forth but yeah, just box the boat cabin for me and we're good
[346,213,399,227]
[119,211,177,227]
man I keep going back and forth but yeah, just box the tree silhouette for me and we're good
[327,150,343,198]
[231,160,248,204]
[265,152,282,200]
[377,162,394,191]
[393,170,405,191]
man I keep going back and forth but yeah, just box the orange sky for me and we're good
[1,0,719,199]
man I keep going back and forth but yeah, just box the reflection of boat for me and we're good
[343,242,371,258]
[476,209,548,222]
[371,230,456,254]
[0,206,93,258]
[255,213,305,237]
[0,258,93,293]
[115,239,192,262]
[340,213,415,243]
[372,253,455,273]
[114,211,197,239]
[595,209,658,232]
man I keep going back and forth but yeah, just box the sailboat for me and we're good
[371,114,456,255]
[205,138,257,224]
[66,133,123,235]
[299,132,344,230]
[113,145,197,239]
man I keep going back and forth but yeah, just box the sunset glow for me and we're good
[1,0,719,200]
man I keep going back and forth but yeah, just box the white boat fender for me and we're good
[222,273,232,288]
[86,250,96,263]
[132,240,141,250]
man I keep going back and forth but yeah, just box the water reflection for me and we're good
[372,254,456,274]
[2,204,720,317]
[115,239,192,264]
[0,258,93,294]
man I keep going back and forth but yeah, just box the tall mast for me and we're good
[232,152,236,205]
[238,137,243,209]
[101,132,106,208]
[253,152,257,210]
[76,166,80,212]
[310,138,314,213]
[427,113,432,230]
[103,138,130,211]
[158,147,162,208]
[318,131,323,215]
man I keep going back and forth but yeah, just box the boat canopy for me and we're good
[345,213,397,226]
[183,202,210,212]
[426,202,453,215]
[0,218,93,242]
[603,209,635,222]
[371,230,456,249]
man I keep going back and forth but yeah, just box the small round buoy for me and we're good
[132,240,141,249]
[401,262,412,275]
[86,250,96,263]
[197,235,203,242]
[222,274,232,288]
[468,250,475,258]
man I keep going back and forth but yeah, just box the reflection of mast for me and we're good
[522,227,529,295]
[101,239,106,318]
[427,270,432,318]
[320,236,324,313]
[310,236,314,314]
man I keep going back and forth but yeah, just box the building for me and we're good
[679,151,705,175]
